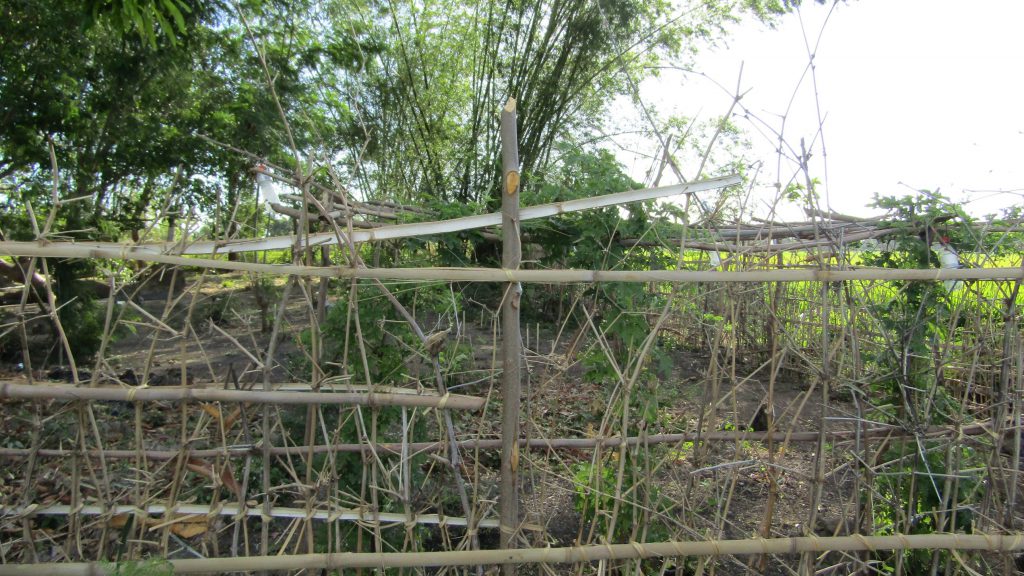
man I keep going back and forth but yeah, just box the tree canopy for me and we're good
[1,0,807,247]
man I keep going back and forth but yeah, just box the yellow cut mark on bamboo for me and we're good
[505,171,520,195]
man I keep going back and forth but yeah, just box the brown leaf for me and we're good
[189,457,242,497]
[170,519,207,538]
[199,403,222,421]
[186,457,215,482]
[108,513,130,529]
[220,464,242,498]
[222,407,242,430]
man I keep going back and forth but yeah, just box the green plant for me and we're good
[101,558,173,576]
[872,442,981,574]
[859,193,986,574]
[571,450,670,552]
[285,281,459,553]
[52,258,105,362]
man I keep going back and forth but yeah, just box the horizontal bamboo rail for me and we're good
[1,533,1020,575]
[0,382,483,410]
[0,502,496,528]
[0,422,997,461]
[624,228,897,253]
[21,380,437,395]
[0,243,1020,284]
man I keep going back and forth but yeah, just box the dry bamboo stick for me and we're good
[623,227,896,253]
[804,207,886,223]
[361,198,432,215]
[626,221,879,243]
[1,174,739,257]
[0,503,498,529]
[269,201,383,227]
[279,193,399,219]
[215,171,738,252]
[0,382,483,410]
[34,379,430,395]
[0,243,1020,283]
[1,533,1020,575]
[0,421,997,461]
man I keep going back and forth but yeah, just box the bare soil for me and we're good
[0,271,864,575]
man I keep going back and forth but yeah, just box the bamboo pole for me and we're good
[1,533,1021,575]
[0,382,484,410]
[0,174,739,257]
[499,97,522,567]
[0,503,498,529]
[0,242,1020,284]
[623,227,896,253]
[0,421,1003,461]
[0,502,497,528]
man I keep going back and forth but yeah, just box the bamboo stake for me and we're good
[2,534,1022,575]
[0,382,484,410]
[499,97,522,568]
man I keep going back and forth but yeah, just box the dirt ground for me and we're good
[1,271,872,574]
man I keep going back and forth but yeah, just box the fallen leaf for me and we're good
[186,457,215,481]
[222,407,242,430]
[170,519,207,538]
[108,513,130,529]
[200,403,221,421]
[220,464,242,498]
[189,457,242,497]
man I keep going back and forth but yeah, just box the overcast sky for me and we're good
[621,0,1024,220]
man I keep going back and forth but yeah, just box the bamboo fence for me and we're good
[2,113,1023,576]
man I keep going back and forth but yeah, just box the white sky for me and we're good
[621,0,1024,220]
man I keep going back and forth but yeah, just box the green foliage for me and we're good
[874,444,979,534]
[2,0,766,265]
[310,278,462,387]
[1,0,369,249]
[572,451,670,546]
[282,281,448,554]
[350,0,775,207]
[526,145,679,380]
[858,192,987,573]
[52,260,105,362]
[84,0,193,48]
[402,198,487,268]
[101,557,174,576]
[861,193,974,425]
[872,442,982,574]
[320,287,408,383]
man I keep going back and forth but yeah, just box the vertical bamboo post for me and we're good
[499,97,522,567]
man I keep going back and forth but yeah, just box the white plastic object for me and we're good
[255,165,281,205]
[932,242,963,291]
